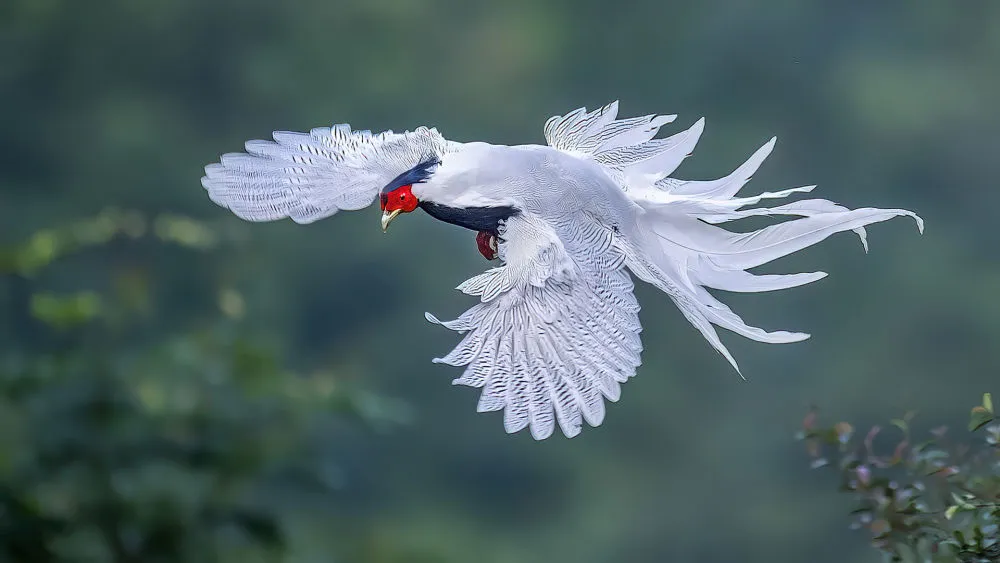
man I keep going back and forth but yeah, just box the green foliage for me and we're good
[0,212,410,562]
[798,394,1000,562]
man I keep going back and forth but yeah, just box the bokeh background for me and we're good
[2,1,998,562]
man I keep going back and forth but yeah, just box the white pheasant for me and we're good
[202,101,923,439]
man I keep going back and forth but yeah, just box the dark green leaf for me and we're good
[970,407,995,432]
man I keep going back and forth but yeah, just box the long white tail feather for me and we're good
[658,138,775,198]
[692,266,828,293]
[652,208,921,271]
[615,117,705,184]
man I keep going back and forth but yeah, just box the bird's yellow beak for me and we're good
[381,209,401,233]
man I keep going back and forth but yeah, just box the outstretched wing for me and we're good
[203,124,450,224]
[543,100,702,189]
[426,213,643,440]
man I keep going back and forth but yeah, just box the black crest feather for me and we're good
[381,155,441,194]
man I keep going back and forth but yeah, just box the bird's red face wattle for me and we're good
[380,184,419,232]
[380,184,419,213]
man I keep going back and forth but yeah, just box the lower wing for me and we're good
[426,214,643,439]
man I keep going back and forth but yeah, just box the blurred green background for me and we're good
[1,1,998,562]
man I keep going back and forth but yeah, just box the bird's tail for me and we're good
[621,137,923,375]
[544,102,922,372]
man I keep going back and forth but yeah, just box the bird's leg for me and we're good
[476,230,498,261]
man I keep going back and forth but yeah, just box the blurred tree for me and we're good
[0,210,411,562]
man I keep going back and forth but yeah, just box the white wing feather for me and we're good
[426,214,642,439]
[202,125,449,223]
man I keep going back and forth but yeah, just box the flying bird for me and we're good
[202,101,923,439]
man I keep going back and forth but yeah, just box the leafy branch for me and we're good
[798,394,999,562]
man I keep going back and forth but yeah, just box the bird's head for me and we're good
[380,156,440,232]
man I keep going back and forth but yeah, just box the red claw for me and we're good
[476,231,498,261]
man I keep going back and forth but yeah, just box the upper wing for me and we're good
[202,124,450,224]
[543,100,703,189]
[426,213,642,439]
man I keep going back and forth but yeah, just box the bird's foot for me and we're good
[476,231,498,261]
